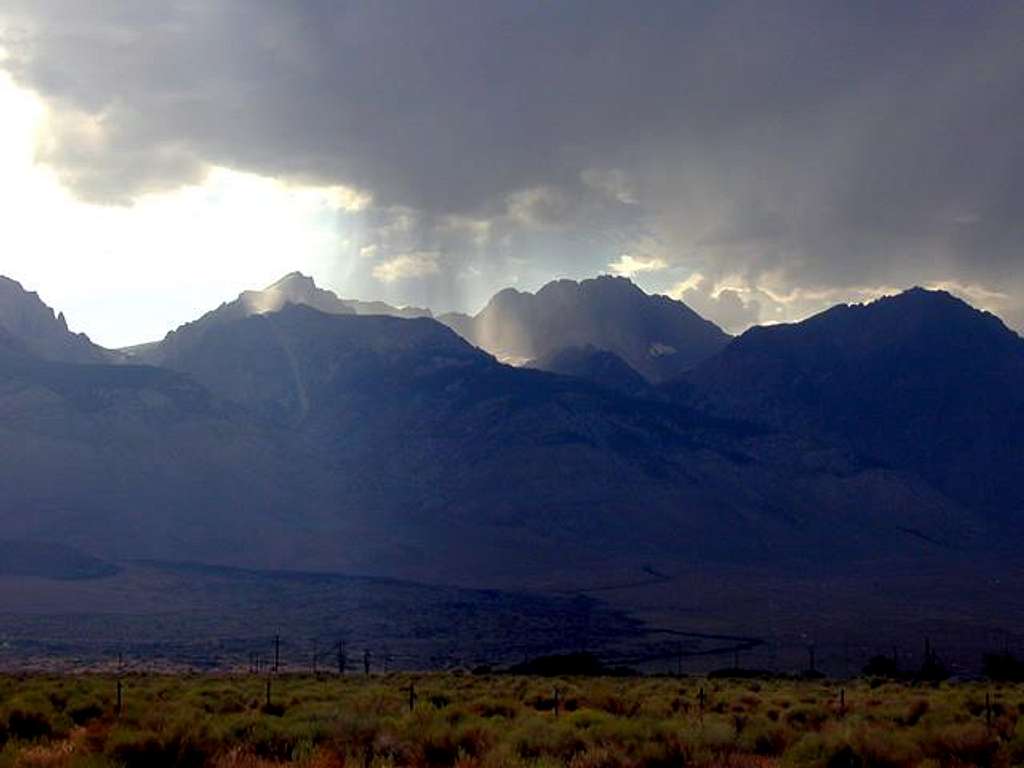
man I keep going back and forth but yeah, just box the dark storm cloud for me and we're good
[2,1,1022,326]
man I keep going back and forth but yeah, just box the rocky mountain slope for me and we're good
[0,276,107,363]
[527,345,650,397]
[438,276,730,381]
[148,302,970,581]
[128,272,435,365]
[674,288,1024,515]
[0,311,350,569]
[343,298,433,319]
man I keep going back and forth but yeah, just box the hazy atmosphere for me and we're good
[1,5,1024,766]
[2,1,1023,346]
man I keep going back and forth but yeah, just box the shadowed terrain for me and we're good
[0,274,1021,673]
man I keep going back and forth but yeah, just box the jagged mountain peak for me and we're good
[269,270,315,288]
[143,272,446,366]
[168,271,436,336]
[442,275,730,382]
[0,275,106,364]
[238,271,352,317]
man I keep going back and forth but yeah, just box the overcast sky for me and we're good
[1,1,1022,346]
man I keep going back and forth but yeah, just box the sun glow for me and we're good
[0,72,365,348]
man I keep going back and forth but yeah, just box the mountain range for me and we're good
[0,270,1020,667]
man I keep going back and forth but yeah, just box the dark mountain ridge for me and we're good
[676,287,1024,514]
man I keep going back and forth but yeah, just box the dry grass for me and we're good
[0,674,1020,767]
